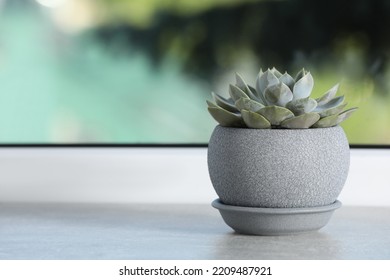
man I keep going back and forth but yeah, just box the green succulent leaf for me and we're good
[264,82,293,107]
[207,103,245,127]
[256,69,279,97]
[280,112,320,129]
[253,77,268,105]
[206,100,218,108]
[257,106,294,126]
[293,72,314,100]
[235,72,248,91]
[294,68,308,82]
[336,107,358,125]
[211,92,238,113]
[229,84,249,102]
[235,73,260,102]
[312,114,339,128]
[279,72,295,89]
[270,67,283,78]
[315,84,339,106]
[317,102,347,118]
[314,95,345,111]
[248,85,257,95]
[286,97,317,116]
[235,97,265,112]
[241,109,271,129]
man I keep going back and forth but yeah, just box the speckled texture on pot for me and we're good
[208,125,350,208]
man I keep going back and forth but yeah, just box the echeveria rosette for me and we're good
[207,68,358,129]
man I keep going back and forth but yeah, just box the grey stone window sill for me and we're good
[1,203,389,260]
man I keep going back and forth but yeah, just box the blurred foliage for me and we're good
[96,0,390,85]
[0,2,212,143]
[98,0,263,27]
[0,0,389,144]
[93,0,390,144]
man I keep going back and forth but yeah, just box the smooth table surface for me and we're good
[0,203,389,260]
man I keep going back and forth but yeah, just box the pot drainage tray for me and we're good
[212,199,341,236]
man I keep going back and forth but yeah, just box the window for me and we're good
[0,0,388,144]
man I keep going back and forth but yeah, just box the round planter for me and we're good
[208,125,350,208]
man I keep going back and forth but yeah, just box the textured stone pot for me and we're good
[208,125,350,208]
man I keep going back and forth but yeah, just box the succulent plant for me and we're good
[207,68,358,129]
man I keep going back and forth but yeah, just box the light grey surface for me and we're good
[212,199,341,235]
[0,203,389,260]
[208,125,350,207]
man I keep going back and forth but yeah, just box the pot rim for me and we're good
[214,125,341,132]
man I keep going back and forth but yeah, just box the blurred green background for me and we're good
[0,0,389,144]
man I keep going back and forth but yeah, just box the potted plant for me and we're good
[207,68,357,235]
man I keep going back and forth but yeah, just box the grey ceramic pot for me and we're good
[208,125,350,208]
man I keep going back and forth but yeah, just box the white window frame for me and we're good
[0,147,389,206]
